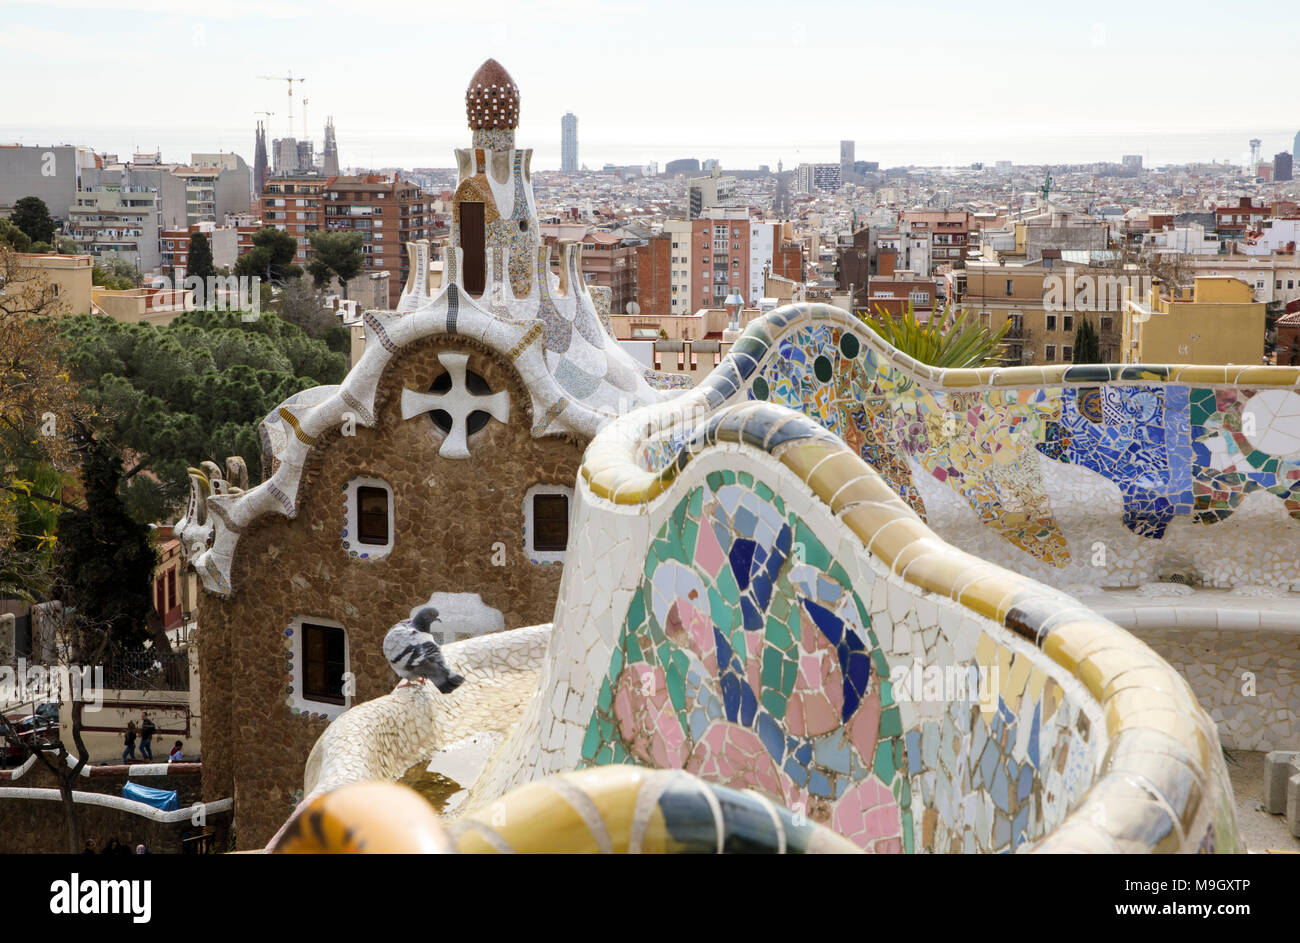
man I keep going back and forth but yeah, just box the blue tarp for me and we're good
[122,781,179,812]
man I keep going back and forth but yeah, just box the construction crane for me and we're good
[259,71,305,138]
[1040,171,1099,204]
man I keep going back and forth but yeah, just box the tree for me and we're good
[56,237,80,255]
[234,226,301,285]
[307,230,364,298]
[1072,317,1102,364]
[0,218,32,253]
[187,232,216,282]
[54,431,157,655]
[861,302,1010,368]
[0,245,90,602]
[92,263,134,291]
[57,309,346,522]
[9,196,57,246]
[0,432,157,853]
[276,275,348,351]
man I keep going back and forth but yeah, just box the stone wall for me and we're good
[200,331,586,848]
[0,796,230,854]
[0,763,222,853]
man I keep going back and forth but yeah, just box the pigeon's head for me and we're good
[411,607,441,633]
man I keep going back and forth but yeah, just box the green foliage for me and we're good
[307,230,365,298]
[0,463,65,602]
[56,237,80,255]
[234,226,301,285]
[91,258,142,290]
[1072,317,1102,364]
[187,232,215,281]
[10,196,57,245]
[57,310,346,522]
[0,218,33,252]
[55,436,157,653]
[860,302,1010,369]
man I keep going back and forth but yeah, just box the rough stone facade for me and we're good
[199,332,586,849]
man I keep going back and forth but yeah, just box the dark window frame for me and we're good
[531,492,570,553]
[301,622,347,705]
[356,485,390,546]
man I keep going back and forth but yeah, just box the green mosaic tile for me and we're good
[795,520,831,569]
[761,690,787,720]
[756,481,774,502]
[739,470,754,488]
[716,563,740,603]
[625,588,645,633]
[880,706,902,737]
[708,587,734,633]
[765,613,793,650]
[581,720,601,760]
[597,677,613,712]
[706,471,725,491]
[668,652,688,708]
[874,740,895,780]
[761,648,783,689]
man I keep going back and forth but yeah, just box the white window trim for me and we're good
[524,483,574,564]
[343,476,394,560]
[285,614,352,720]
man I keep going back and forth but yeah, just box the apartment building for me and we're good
[542,229,638,315]
[899,210,975,273]
[1122,276,1265,364]
[260,173,327,269]
[66,182,161,272]
[159,222,241,276]
[1189,254,1300,312]
[1214,197,1271,237]
[321,174,430,308]
[0,144,100,216]
[866,251,938,318]
[9,253,94,316]
[964,256,1126,365]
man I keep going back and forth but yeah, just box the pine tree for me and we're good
[1072,317,1102,363]
[187,232,215,281]
[10,196,57,245]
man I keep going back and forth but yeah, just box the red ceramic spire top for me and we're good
[466,59,520,131]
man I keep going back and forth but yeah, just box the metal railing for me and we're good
[102,650,190,692]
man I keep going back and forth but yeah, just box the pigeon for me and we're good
[382,606,465,693]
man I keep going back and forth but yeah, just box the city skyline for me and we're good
[3,0,1298,171]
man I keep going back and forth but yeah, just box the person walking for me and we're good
[122,721,137,764]
[139,714,156,761]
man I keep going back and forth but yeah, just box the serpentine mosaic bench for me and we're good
[278,302,1281,853]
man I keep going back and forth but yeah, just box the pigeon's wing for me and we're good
[391,638,447,676]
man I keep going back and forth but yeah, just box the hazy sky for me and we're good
[2,0,1298,170]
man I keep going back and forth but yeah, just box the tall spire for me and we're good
[322,117,339,177]
[253,121,268,195]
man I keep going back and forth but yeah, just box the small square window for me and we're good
[1045,344,1056,361]
[1046,315,1057,331]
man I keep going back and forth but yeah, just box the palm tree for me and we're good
[860,302,1010,369]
